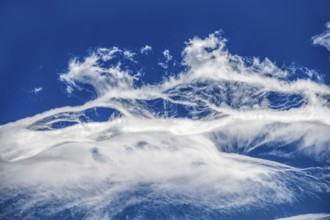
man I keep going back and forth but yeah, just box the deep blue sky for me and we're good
[1,0,330,124]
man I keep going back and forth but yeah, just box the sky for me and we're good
[1,1,330,220]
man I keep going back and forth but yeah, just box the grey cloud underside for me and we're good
[0,32,330,219]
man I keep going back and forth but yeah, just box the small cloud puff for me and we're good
[32,87,43,94]
[312,21,330,53]
[163,49,172,62]
[123,50,136,61]
[140,45,152,54]
[158,49,173,69]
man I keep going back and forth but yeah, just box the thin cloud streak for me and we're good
[312,21,330,53]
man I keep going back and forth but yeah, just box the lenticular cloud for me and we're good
[1,32,329,219]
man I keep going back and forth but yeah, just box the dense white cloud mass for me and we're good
[312,21,330,52]
[0,32,329,219]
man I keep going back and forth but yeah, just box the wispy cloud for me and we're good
[59,47,137,95]
[140,45,152,54]
[276,213,330,220]
[312,21,330,52]
[30,87,43,94]
[1,32,329,219]
[162,49,172,62]
[158,49,173,68]
[123,50,136,61]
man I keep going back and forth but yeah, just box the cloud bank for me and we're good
[0,32,329,219]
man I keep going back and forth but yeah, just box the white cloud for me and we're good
[276,213,330,220]
[312,21,330,52]
[123,50,136,61]
[59,47,138,96]
[0,32,329,219]
[163,49,172,61]
[31,87,43,94]
[140,45,152,54]
[158,49,173,69]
